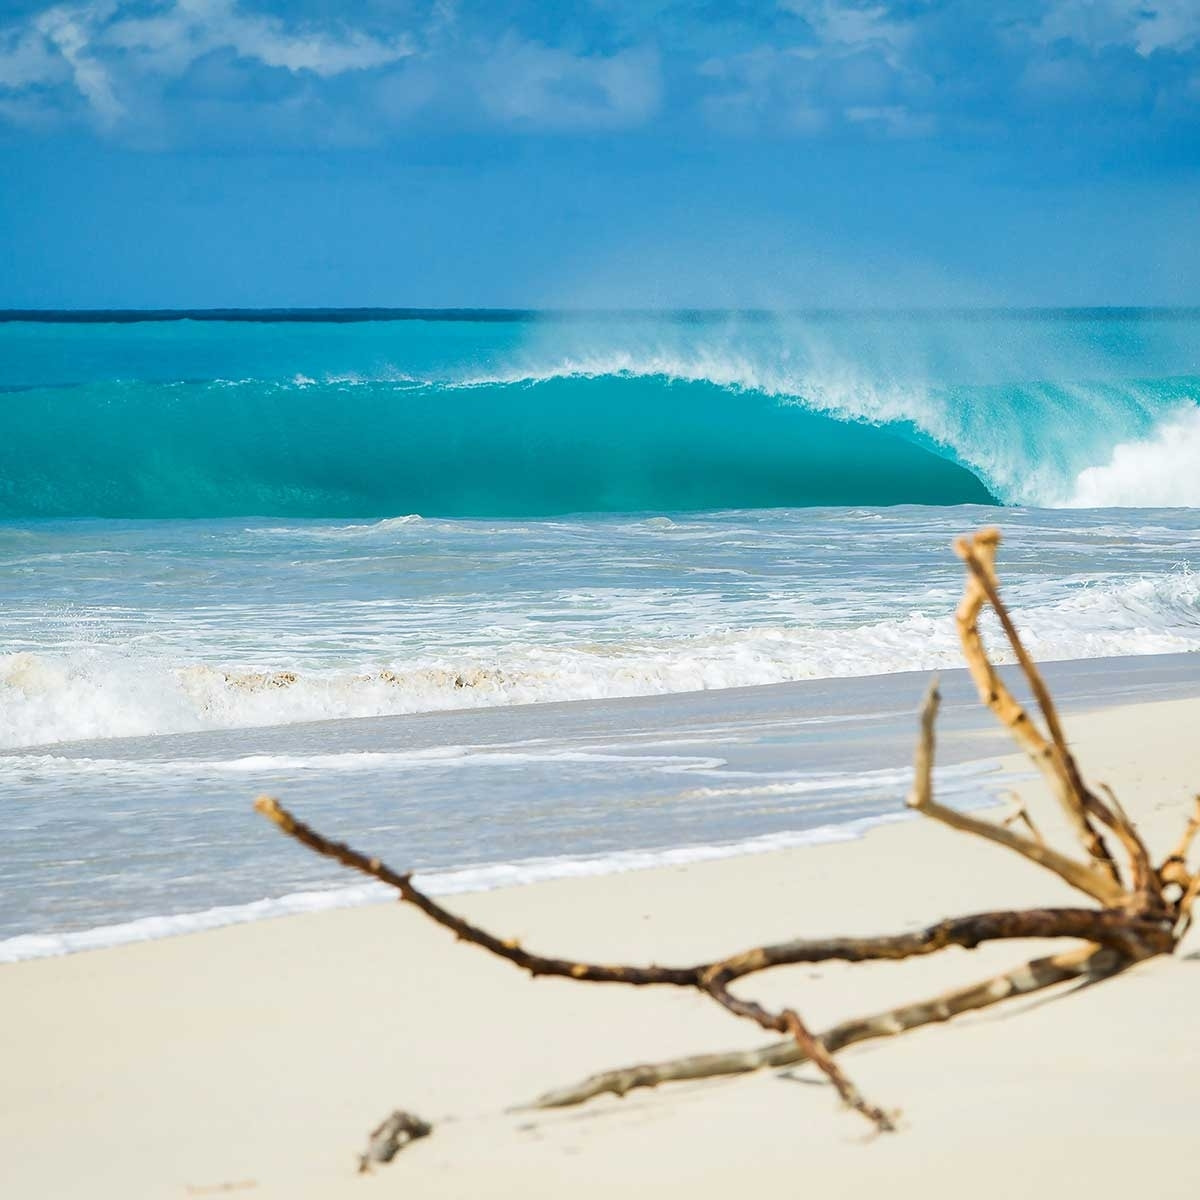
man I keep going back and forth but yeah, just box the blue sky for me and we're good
[1,1,1199,307]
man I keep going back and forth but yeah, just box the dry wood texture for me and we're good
[255,528,1199,1136]
[357,1110,432,1172]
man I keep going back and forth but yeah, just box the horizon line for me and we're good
[3,305,1200,325]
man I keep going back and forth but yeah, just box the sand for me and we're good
[2,693,1199,1198]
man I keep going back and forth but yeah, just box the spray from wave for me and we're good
[1068,406,1200,508]
[1,310,1198,515]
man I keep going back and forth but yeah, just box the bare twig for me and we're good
[1000,796,1044,845]
[905,682,1123,905]
[1160,796,1200,892]
[695,972,895,1130]
[257,797,1169,973]
[953,530,1119,880]
[527,945,1127,1109]
[1096,783,1161,910]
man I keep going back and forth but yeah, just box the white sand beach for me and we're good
[3,691,1198,1199]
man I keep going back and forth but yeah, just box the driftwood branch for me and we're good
[357,1110,432,1172]
[1000,795,1044,844]
[905,681,1123,905]
[954,531,1120,880]
[255,526,1199,1135]
[526,944,1126,1109]
[255,798,1175,976]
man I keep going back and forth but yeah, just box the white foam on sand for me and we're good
[0,808,924,964]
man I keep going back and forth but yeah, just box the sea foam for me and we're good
[0,809,919,963]
[1068,406,1200,508]
[2,566,1197,749]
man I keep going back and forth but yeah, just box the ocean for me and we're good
[1,309,1198,960]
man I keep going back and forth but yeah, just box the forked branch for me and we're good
[526,944,1125,1109]
[905,681,1123,905]
[953,531,1120,880]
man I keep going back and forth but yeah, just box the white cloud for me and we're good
[699,4,926,139]
[34,2,123,121]
[0,2,662,138]
[1033,0,1200,57]
[478,40,660,130]
[0,0,414,126]
[845,102,934,137]
[0,19,70,90]
[780,0,913,66]
[107,0,414,78]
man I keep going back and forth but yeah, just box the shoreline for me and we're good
[0,807,932,964]
[10,645,1199,760]
[4,650,1196,962]
[3,691,1199,1197]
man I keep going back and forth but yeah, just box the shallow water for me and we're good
[2,506,1199,750]
[2,652,1197,960]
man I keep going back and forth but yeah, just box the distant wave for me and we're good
[1,350,1197,515]
[0,373,992,517]
[3,567,1196,748]
[461,354,1200,509]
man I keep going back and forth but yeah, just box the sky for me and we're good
[1,1,1199,308]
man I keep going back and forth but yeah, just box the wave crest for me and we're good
[4,568,1197,749]
[1068,406,1200,508]
[0,373,993,518]
[4,312,1199,512]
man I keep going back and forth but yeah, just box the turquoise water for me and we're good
[2,309,1199,515]
[1,310,1198,957]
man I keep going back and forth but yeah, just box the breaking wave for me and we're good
[3,566,1197,748]
[5,308,1200,514]
[0,372,994,517]
[1067,406,1200,508]
[1,367,1197,517]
